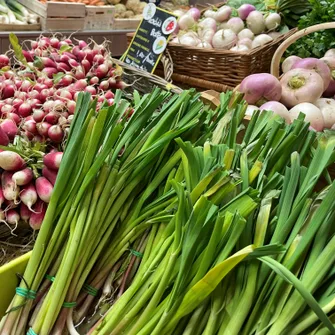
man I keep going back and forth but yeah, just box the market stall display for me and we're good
[239,23,335,132]
[0,0,40,31]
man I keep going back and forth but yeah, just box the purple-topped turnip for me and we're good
[260,101,290,123]
[239,73,282,106]
[237,4,255,20]
[280,69,324,108]
[291,58,331,91]
[282,56,301,73]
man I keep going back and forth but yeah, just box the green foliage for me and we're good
[285,0,335,58]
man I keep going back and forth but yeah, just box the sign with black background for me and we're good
[122,4,177,73]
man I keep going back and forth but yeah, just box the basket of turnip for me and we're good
[237,22,335,132]
[162,2,296,89]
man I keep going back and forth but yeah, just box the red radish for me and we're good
[50,37,60,48]
[81,59,91,74]
[15,91,28,100]
[4,98,13,105]
[105,91,114,99]
[73,92,80,101]
[20,203,31,222]
[75,66,86,80]
[6,209,19,226]
[96,64,108,79]
[30,40,38,49]
[24,130,34,140]
[33,109,46,122]
[84,49,94,63]
[59,41,69,48]
[30,90,41,100]
[23,119,37,134]
[39,89,50,103]
[34,83,47,92]
[78,40,88,49]
[12,168,33,186]
[6,113,20,125]
[45,111,60,124]
[0,119,18,140]
[18,102,32,117]
[93,54,104,64]
[42,166,57,185]
[28,99,41,109]
[36,177,53,203]
[42,100,55,113]
[53,99,65,110]
[56,89,72,101]
[0,54,10,67]
[20,182,37,210]
[43,151,63,170]
[0,151,25,171]
[0,187,4,207]
[21,80,33,92]
[33,134,44,143]
[67,100,76,114]
[57,62,71,72]
[42,67,58,78]
[73,79,87,91]
[37,122,52,137]
[29,200,46,230]
[57,74,73,87]
[44,78,53,88]
[89,76,99,85]
[3,70,14,79]
[12,98,23,110]
[0,127,9,146]
[68,59,79,68]
[3,84,15,98]
[85,86,96,95]
[48,125,64,143]
[1,104,14,114]
[99,80,109,90]
[2,171,19,202]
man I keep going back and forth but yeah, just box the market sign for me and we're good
[122,3,177,73]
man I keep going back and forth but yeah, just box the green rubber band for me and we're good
[27,327,38,335]
[62,301,77,308]
[45,274,55,282]
[16,287,36,300]
[129,249,143,258]
[83,283,99,297]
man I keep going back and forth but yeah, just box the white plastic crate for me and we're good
[85,5,114,30]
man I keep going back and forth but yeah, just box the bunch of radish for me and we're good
[239,48,335,131]
[0,35,123,146]
[172,4,285,51]
[0,149,62,233]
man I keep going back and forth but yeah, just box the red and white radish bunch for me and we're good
[0,35,124,145]
[239,48,335,131]
[172,4,284,51]
[0,149,62,232]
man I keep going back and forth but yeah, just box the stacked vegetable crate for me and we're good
[17,0,85,31]
[85,5,115,30]
[0,0,40,31]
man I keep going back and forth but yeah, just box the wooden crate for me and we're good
[0,23,41,31]
[17,0,85,31]
[85,5,114,30]
[113,18,141,30]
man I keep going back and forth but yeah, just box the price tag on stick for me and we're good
[122,4,178,73]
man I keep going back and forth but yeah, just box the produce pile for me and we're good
[39,0,105,4]
[110,0,146,19]
[172,4,287,51]
[0,34,125,236]
[2,87,335,335]
[239,49,335,131]
[0,0,38,25]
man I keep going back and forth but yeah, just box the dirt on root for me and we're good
[0,223,35,266]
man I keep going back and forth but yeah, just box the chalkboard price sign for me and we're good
[123,4,177,73]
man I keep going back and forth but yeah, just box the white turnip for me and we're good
[245,105,259,117]
[212,29,237,50]
[315,98,335,128]
[252,34,273,48]
[289,103,324,131]
[238,38,252,49]
[265,13,281,30]
[214,6,232,22]
[260,101,290,123]
[325,49,335,58]
[247,11,265,35]
[280,69,324,108]
[227,17,244,34]
[238,29,254,40]
[282,56,301,73]
[178,14,195,30]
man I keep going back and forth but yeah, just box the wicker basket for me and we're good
[126,29,296,91]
